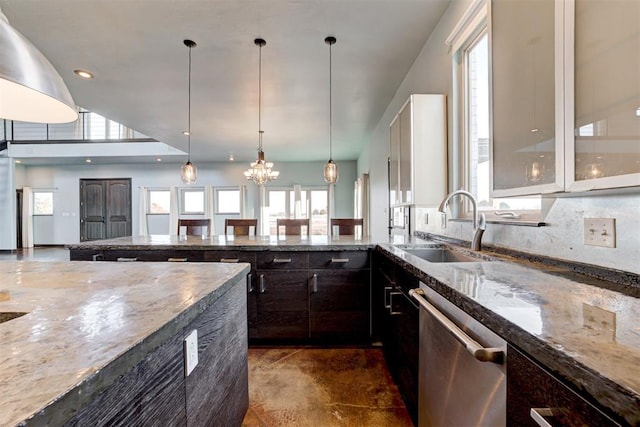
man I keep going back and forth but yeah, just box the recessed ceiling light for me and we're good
[85,159,92,163]
[182,131,190,136]
[14,160,22,164]
[229,154,234,161]
[156,158,162,162]
[74,69,94,79]
[636,107,640,117]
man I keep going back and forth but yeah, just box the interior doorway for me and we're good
[79,178,132,241]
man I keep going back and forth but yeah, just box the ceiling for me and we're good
[1,0,449,163]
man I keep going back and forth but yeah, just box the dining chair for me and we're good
[225,219,258,236]
[276,218,310,237]
[330,218,364,236]
[177,218,211,237]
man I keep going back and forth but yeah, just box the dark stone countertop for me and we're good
[376,243,640,425]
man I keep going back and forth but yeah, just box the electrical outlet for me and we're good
[583,218,616,248]
[184,329,198,377]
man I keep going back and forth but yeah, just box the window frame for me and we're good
[180,187,205,215]
[215,187,241,215]
[265,186,329,235]
[33,191,54,216]
[147,188,171,215]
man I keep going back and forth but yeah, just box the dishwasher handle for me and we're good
[409,288,504,364]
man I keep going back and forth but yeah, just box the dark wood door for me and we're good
[80,179,131,241]
[255,270,309,339]
[309,269,370,342]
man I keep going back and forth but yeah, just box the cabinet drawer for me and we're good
[257,251,308,269]
[103,250,204,262]
[507,345,621,426]
[203,250,256,268]
[309,251,369,269]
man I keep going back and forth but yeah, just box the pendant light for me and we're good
[181,39,197,184]
[0,7,77,123]
[244,38,279,185]
[323,36,338,184]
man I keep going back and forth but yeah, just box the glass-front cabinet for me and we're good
[491,0,639,196]
[568,0,640,191]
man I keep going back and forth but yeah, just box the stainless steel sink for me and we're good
[402,248,485,263]
[0,312,27,324]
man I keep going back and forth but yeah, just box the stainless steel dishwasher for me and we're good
[409,283,506,427]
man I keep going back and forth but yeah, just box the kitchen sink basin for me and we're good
[402,248,486,263]
[0,312,28,324]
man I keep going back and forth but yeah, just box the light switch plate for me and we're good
[583,218,616,248]
[184,329,198,377]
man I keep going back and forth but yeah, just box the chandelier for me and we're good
[244,38,279,185]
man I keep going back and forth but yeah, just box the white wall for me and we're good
[358,0,640,274]
[18,160,357,245]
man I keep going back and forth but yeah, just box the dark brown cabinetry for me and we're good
[309,251,370,342]
[507,344,621,426]
[256,251,310,340]
[373,250,419,426]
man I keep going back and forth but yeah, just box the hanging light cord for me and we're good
[187,42,193,162]
[329,39,333,161]
[258,40,264,152]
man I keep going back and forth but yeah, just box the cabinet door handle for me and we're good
[168,257,187,262]
[272,258,292,264]
[388,291,403,315]
[259,274,266,293]
[409,288,504,364]
[247,273,254,293]
[530,408,566,427]
[330,258,350,263]
[384,286,393,308]
[220,258,240,263]
[310,273,318,293]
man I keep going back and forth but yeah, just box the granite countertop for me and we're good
[65,234,389,251]
[0,261,250,426]
[378,243,640,425]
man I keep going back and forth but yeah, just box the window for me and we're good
[181,188,205,214]
[148,189,170,214]
[452,0,541,220]
[266,187,328,235]
[216,188,240,214]
[33,192,53,215]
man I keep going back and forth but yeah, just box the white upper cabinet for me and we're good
[491,0,564,197]
[567,0,640,191]
[389,94,447,207]
[491,0,639,196]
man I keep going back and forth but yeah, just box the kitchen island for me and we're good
[0,261,250,426]
[68,234,640,425]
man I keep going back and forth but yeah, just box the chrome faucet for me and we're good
[438,190,486,251]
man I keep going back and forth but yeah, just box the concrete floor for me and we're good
[242,347,412,427]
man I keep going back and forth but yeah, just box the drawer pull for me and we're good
[388,291,403,315]
[330,258,350,263]
[384,286,393,308]
[247,273,254,293]
[117,257,138,262]
[168,257,187,262]
[310,273,318,293]
[272,258,292,264]
[220,258,240,263]
[259,274,266,293]
[409,288,504,364]
[530,408,566,427]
